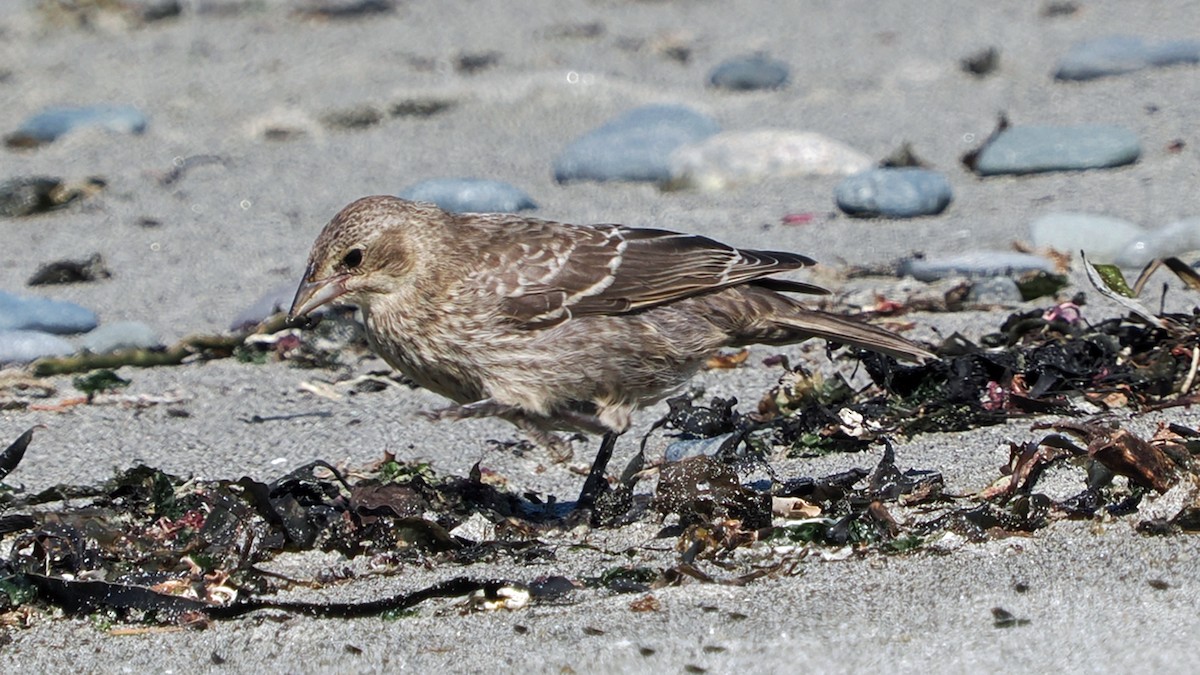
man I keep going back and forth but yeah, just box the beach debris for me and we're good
[27,253,111,286]
[0,176,105,217]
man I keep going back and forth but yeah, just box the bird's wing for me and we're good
[471,218,825,328]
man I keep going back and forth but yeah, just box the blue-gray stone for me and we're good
[834,168,953,218]
[974,125,1140,175]
[399,178,536,213]
[553,104,720,184]
[0,290,98,334]
[0,330,75,364]
[967,277,1024,305]
[897,252,1056,282]
[708,54,790,91]
[79,321,161,354]
[11,104,148,145]
[664,432,737,463]
[1055,35,1200,81]
[230,281,301,331]
[1028,212,1143,263]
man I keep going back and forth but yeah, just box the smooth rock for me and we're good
[6,104,147,147]
[1028,212,1144,262]
[834,168,953,218]
[399,178,537,213]
[897,252,1056,282]
[230,281,301,331]
[0,290,98,334]
[0,330,75,364]
[708,54,790,91]
[79,321,161,353]
[668,130,872,191]
[1055,35,1200,81]
[967,277,1024,305]
[664,432,737,463]
[974,125,1140,175]
[1116,217,1200,268]
[553,104,720,184]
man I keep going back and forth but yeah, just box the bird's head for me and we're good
[288,196,442,320]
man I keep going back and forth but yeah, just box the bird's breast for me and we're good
[360,299,486,404]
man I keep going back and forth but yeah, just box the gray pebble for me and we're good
[1055,35,1200,81]
[230,281,301,331]
[1028,212,1144,263]
[0,290,98,334]
[967,277,1024,305]
[6,104,147,147]
[897,252,1056,282]
[79,321,161,354]
[664,432,737,463]
[834,168,953,218]
[399,178,536,213]
[974,125,1140,175]
[553,104,720,184]
[708,54,790,91]
[0,329,75,364]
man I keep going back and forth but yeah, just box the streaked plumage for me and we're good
[289,196,933,480]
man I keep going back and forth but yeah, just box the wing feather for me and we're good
[467,216,823,328]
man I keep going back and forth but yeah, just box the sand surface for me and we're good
[2,1,1200,672]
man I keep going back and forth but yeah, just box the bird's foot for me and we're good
[514,422,575,463]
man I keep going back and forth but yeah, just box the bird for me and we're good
[289,196,934,509]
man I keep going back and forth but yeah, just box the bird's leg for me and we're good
[576,431,619,510]
[420,398,517,421]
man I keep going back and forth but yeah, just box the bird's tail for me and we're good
[773,308,936,362]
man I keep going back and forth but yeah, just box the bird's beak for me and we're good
[288,269,350,320]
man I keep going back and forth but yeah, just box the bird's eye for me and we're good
[341,248,363,269]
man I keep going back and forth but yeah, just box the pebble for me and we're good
[0,290,99,334]
[1116,217,1200,268]
[1028,212,1144,262]
[663,432,737,463]
[1055,35,1200,81]
[0,330,75,364]
[897,252,1056,282]
[79,321,161,354]
[553,104,720,184]
[5,104,147,148]
[967,277,1024,305]
[668,130,872,191]
[230,281,300,331]
[399,178,537,213]
[834,168,953,218]
[973,125,1140,175]
[707,54,790,91]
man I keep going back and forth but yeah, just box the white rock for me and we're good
[1028,212,1144,263]
[668,130,873,191]
[1116,217,1200,267]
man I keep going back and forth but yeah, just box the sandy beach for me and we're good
[2,1,1200,672]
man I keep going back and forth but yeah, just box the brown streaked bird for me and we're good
[289,196,934,508]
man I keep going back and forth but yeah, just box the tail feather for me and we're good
[775,309,935,362]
